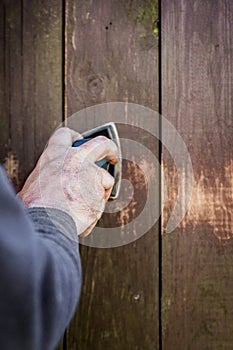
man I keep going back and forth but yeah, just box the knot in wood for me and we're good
[87,75,105,102]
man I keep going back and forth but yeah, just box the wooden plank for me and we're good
[0,0,22,188]
[65,1,159,349]
[162,0,233,348]
[0,1,64,348]
[0,0,63,190]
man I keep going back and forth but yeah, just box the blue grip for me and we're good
[72,139,90,147]
[72,138,109,170]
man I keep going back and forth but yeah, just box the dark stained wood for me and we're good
[162,0,233,348]
[0,1,64,348]
[65,0,159,349]
[0,0,63,190]
[3,0,232,348]
[0,0,22,188]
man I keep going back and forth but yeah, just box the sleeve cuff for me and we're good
[27,207,79,244]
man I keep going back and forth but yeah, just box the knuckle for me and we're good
[94,135,109,143]
[58,127,71,133]
[104,169,114,181]
[102,169,115,187]
[51,127,70,140]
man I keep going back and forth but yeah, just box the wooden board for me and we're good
[0,1,63,348]
[0,0,63,190]
[65,0,159,349]
[3,0,232,348]
[162,0,233,348]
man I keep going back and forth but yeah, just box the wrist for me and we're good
[27,207,79,242]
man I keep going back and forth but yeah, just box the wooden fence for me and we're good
[0,0,232,349]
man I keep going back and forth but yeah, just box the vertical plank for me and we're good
[1,0,64,348]
[162,0,233,348]
[0,0,63,190]
[0,0,22,187]
[65,0,159,349]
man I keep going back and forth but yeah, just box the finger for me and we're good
[76,136,119,164]
[48,127,83,147]
[101,168,115,189]
[80,218,99,237]
[100,169,115,200]
[105,187,112,201]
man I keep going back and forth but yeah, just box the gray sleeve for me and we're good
[0,166,82,350]
[27,207,79,243]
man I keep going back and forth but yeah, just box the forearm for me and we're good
[27,208,82,349]
[0,166,82,350]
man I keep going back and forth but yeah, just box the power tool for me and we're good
[72,122,121,199]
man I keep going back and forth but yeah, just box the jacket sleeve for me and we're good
[0,166,82,350]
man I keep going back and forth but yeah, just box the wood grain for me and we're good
[3,0,232,348]
[0,0,63,190]
[65,0,159,349]
[0,1,64,348]
[162,0,233,348]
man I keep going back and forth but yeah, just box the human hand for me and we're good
[18,127,119,236]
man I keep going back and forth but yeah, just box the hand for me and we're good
[18,127,119,236]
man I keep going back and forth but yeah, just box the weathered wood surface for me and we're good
[2,0,233,349]
[0,0,63,190]
[65,0,159,349]
[162,0,233,349]
[0,1,63,348]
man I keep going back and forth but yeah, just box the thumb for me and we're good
[48,127,83,147]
